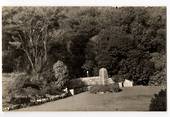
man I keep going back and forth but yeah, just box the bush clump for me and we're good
[149,68,166,86]
[89,83,121,94]
[41,60,69,90]
[7,60,69,105]
[149,89,167,111]
[8,74,42,104]
[40,84,65,96]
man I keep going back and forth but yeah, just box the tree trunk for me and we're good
[23,49,35,72]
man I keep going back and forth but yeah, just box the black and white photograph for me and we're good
[1,6,167,111]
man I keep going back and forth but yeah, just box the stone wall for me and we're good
[68,76,100,88]
[68,68,114,89]
[68,77,114,89]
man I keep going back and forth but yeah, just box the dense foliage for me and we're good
[8,73,65,105]
[149,89,167,111]
[89,83,121,94]
[2,7,166,86]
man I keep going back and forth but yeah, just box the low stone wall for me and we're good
[68,76,100,88]
[68,76,114,89]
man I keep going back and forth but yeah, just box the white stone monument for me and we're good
[99,68,108,85]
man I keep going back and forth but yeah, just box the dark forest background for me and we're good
[2,7,166,86]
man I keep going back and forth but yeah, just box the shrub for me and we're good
[8,74,30,95]
[42,60,69,90]
[89,83,121,94]
[8,74,42,104]
[149,53,166,86]
[23,87,40,97]
[7,61,69,105]
[149,68,166,86]
[40,84,64,96]
[52,60,69,89]
[149,89,167,111]
[10,96,31,105]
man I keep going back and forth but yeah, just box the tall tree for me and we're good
[2,7,63,78]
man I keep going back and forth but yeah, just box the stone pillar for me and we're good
[99,68,108,85]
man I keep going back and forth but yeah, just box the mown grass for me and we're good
[15,86,163,111]
[3,73,164,111]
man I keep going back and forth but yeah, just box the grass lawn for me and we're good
[14,86,163,111]
[2,73,164,111]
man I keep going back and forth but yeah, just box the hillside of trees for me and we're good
[2,7,166,86]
